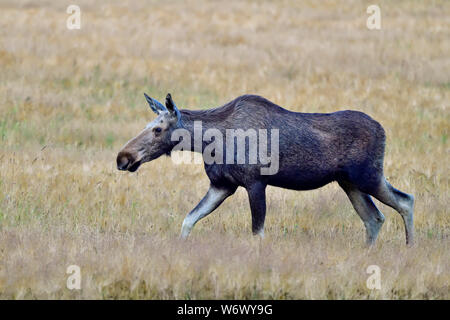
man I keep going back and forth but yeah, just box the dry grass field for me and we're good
[0,0,449,299]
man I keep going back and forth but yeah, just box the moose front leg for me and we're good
[246,182,267,237]
[180,184,237,239]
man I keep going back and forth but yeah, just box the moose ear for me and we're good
[165,93,180,118]
[144,93,166,115]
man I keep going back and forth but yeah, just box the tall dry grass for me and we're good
[0,0,448,299]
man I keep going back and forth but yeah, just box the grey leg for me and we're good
[369,178,415,245]
[339,182,385,246]
[180,184,236,239]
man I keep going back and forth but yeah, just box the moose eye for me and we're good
[153,127,162,134]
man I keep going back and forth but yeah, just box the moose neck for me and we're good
[178,109,228,153]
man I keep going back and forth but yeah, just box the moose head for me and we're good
[116,93,181,172]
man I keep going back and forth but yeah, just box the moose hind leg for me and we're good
[180,184,236,239]
[339,182,385,246]
[369,178,415,245]
[246,182,267,237]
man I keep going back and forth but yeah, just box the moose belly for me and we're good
[266,168,336,191]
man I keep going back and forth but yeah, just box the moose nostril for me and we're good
[119,159,129,170]
[117,154,132,170]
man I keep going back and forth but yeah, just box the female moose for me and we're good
[117,93,414,246]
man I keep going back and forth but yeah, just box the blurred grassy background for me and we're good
[0,0,448,299]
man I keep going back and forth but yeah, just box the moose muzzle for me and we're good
[116,151,142,172]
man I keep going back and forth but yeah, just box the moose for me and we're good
[117,93,414,245]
